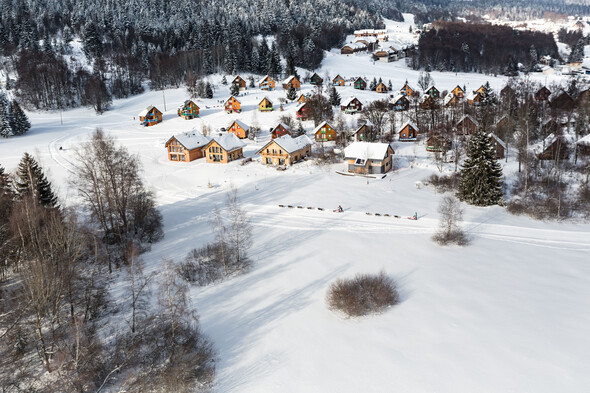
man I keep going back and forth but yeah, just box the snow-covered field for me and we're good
[2,18,590,392]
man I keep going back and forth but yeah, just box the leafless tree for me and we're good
[225,186,252,274]
[360,100,389,139]
[127,243,153,333]
[433,195,468,245]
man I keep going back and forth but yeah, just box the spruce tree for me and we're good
[0,103,13,138]
[230,82,240,97]
[329,86,341,106]
[286,85,297,101]
[457,130,504,206]
[205,82,213,99]
[370,77,377,91]
[15,153,58,208]
[221,75,227,85]
[83,21,102,60]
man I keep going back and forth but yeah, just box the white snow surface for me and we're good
[343,141,391,160]
[1,24,590,391]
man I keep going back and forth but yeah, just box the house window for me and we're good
[355,158,366,165]
[279,158,285,165]
[266,157,272,164]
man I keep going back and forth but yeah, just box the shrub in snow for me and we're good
[432,195,469,246]
[326,272,399,317]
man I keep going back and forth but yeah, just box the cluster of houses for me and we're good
[339,28,415,63]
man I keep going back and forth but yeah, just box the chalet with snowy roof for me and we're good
[354,77,367,90]
[258,135,312,166]
[271,123,292,139]
[576,134,590,156]
[443,92,461,107]
[390,95,409,111]
[456,115,479,135]
[355,36,378,51]
[466,91,484,106]
[341,97,362,114]
[400,81,414,97]
[204,133,246,163]
[476,85,488,95]
[343,142,394,174]
[138,105,162,126]
[534,133,572,160]
[258,75,276,91]
[177,100,199,120]
[332,74,345,86]
[313,121,337,142]
[258,97,273,112]
[352,122,374,142]
[489,133,506,159]
[425,135,451,152]
[310,73,323,86]
[297,94,310,104]
[398,122,419,141]
[376,82,388,94]
[341,43,367,55]
[419,94,437,110]
[550,91,575,111]
[282,75,301,90]
[227,120,250,139]
[374,48,395,62]
[165,131,211,162]
[225,96,241,113]
[451,85,465,98]
[426,86,440,99]
[534,86,551,101]
[296,102,310,121]
[232,76,247,91]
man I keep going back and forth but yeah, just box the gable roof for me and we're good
[139,105,158,117]
[489,133,506,149]
[342,96,360,107]
[443,92,456,105]
[273,122,292,132]
[226,96,240,104]
[282,75,298,84]
[296,102,308,112]
[259,96,273,105]
[333,74,344,81]
[209,133,247,152]
[178,100,198,110]
[577,133,590,146]
[229,119,250,131]
[312,121,334,134]
[166,130,211,150]
[259,135,313,154]
[399,121,418,132]
[390,94,407,104]
[343,43,367,50]
[258,75,273,85]
[457,114,479,127]
[402,82,415,91]
[344,142,392,160]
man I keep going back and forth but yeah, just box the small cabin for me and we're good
[489,133,506,159]
[271,123,292,139]
[258,135,312,166]
[390,95,409,111]
[313,121,337,142]
[451,85,465,98]
[259,97,273,112]
[456,115,479,135]
[535,86,551,101]
[204,134,246,163]
[232,76,247,91]
[419,94,437,110]
[425,135,451,152]
[341,97,363,114]
[227,120,250,139]
[332,74,346,86]
[297,94,310,104]
[282,75,301,90]
[258,75,276,91]
[376,82,388,94]
[344,142,394,174]
[138,106,162,126]
[398,122,419,141]
[354,77,367,90]
[352,122,374,142]
[310,73,323,86]
[443,92,461,107]
[426,86,440,99]
[177,100,200,120]
[296,102,310,121]
[400,81,414,97]
[374,48,396,62]
[225,96,241,113]
[165,131,211,162]
[534,133,570,160]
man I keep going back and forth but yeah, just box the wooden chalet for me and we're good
[451,85,464,98]
[343,142,394,174]
[419,94,437,110]
[443,92,461,107]
[534,86,551,101]
[425,86,439,99]
[297,94,310,104]
[296,102,311,121]
[398,121,419,141]
[466,91,484,106]
[456,115,479,135]
[310,73,323,86]
[374,48,396,62]
[227,120,250,139]
[341,97,362,114]
[355,36,378,51]
[165,131,211,162]
[489,133,506,159]
[534,133,571,160]
[352,122,374,142]
[390,95,409,111]
[550,91,575,111]
[400,81,414,96]
[333,74,346,86]
[271,123,292,139]
[225,96,241,113]
[177,100,199,120]
[138,105,162,126]
[232,76,247,91]
[354,77,367,90]
[258,97,273,112]
[476,85,487,95]
[500,85,517,100]
[313,121,337,142]
[376,82,388,94]
[425,135,451,152]
[204,133,246,163]
[258,75,276,91]
[258,135,312,166]
[341,43,367,54]
[282,75,301,90]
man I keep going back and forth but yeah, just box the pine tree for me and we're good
[248,76,255,88]
[205,82,213,99]
[297,121,305,136]
[267,42,282,78]
[0,103,13,138]
[221,75,227,85]
[370,77,377,91]
[83,21,102,60]
[569,38,585,64]
[457,130,504,206]
[230,82,240,97]
[286,85,297,101]
[15,153,58,207]
[329,86,341,106]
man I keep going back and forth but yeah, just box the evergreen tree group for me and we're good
[457,130,504,206]
[0,97,31,138]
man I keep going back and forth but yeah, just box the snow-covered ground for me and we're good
[1,42,590,392]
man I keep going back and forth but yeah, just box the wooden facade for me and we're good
[232,76,247,91]
[352,123,373,142]
[333,74,346,86]
[398,122,419,141]
[225,96,241,113]
[419,94,437,110]
[376,82,388,93]
[535,86,551,101]
[489,133,506,159]
[282,75,301,90]
[165,131,211,162]
[258,135,312,166]
[297,94,310,104]
[138,105,162,126]
[451,85,464,98]
[550,92,575,111]
[466,91,484,106]
[354,77,367,90]
[443,93,461,107]
[425,135,451,152]
[177,100,200,120]
[536,135,569,160]
[426,86,440,98]
[314,121,337,142]
[456,115,479,135]
[400,81,414,96]
[271,123,292,139]
[204,134,245,163]
[341,97,362,114]
[390,95,409,111]
[259,75,276,91]
[310,73,323,86]
[228,120,249,139]
[258,97,273,112]
[296,102,310,121]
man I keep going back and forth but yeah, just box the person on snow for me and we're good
[338,205,343,212]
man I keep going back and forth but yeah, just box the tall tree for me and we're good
[82,21,102,60]
[9,100,31,135]
[329,86,341,106]
[15,153,58,207]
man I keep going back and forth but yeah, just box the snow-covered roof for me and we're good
[226,96,240,104]
[273,122,292,132]
[390,94,406,104]
[282,75,298,84]
[582,58,590,70]
[354,29,387,35]
[260,96,273,105]
[138,105,155,117]
[312,121,334,134]
[399,121,418,132]
[443,92,455,105]
[375,48,395,56]
[177,99,198,109]
[230,119,250,131]
[210,133,246,152]
[532,132,576,153]
[295,102,307,112]
[341,96,360,107]
[344,142,392,160]
[355,36,378,44]
[466,91,479,101]
[419,94,431,103]
[489,133,506,150]
[576,133,590,146]
[342,42,367,50]
[267,135,313,154]
[258,75,272,85]
[402,82,415,91]
[427,85,438,92]
[458,114,479,127]
[167,130,211,151]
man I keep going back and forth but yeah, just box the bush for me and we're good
[424,172,460,193]
[326,272,399,317]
